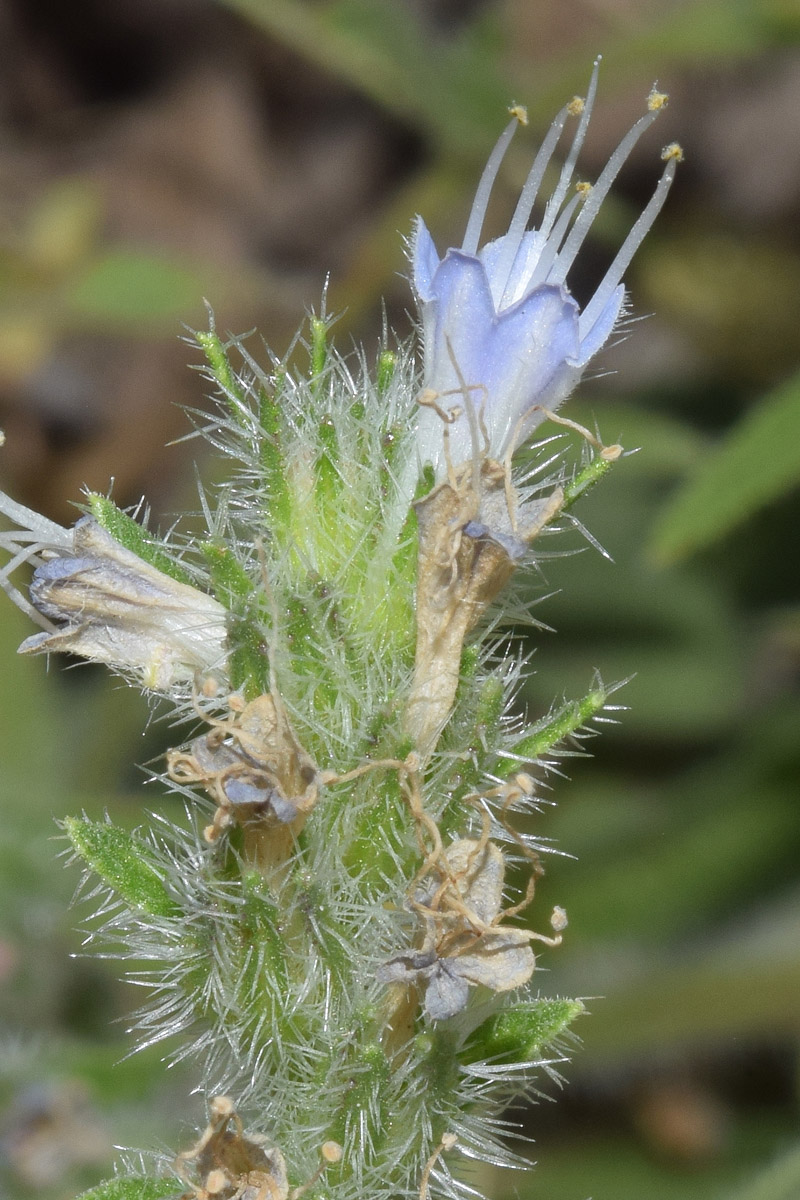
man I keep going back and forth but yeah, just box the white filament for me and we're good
[522,190,585,294]
[548,105,663,287]
[578,154,678,339]
[538,57,601,245]
[494,104,571,302]
[461,116,520,256]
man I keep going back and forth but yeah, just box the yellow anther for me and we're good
[508,104,528,126]
[661,141,684,162]
[567,95,585,117]
[575,180,592,196]
[647,87,669,111]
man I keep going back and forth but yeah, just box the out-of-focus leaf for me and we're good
[523,546,745,739]
[726,1142,800,1200]
[641,234,800,382]
[568,401,705,478]
[218,0,781,155]
[518,1121,792,1200]
[67,250,216,327]
[652,371,800,562]
[216,0,509,151]
[24,178,102,273]
[580,953,800,1060]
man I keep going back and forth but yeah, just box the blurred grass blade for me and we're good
[216,0,509,150]
[726,1142,800,1200]
[67,249,217,327]
[651,370,800,561]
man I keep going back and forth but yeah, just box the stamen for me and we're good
[461,111,524,256]
[0,492,71,549]
[523,186,586,293]
[538,57,601,244]
[548,91,668,287]
[578,144,682,340]
[0,543,58,629]
[494,101,572,301]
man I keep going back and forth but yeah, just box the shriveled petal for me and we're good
[22,517,228,688]
[443,839,505,926]
[376,949,436,986]
[423,960,471,1021]
[454,930,535,993]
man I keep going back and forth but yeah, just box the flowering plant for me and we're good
[0,65,678,1200]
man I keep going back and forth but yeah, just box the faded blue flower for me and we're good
[412,62,682,475]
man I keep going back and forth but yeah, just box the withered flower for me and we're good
[0,501,228,691]
[378,839,538,1021]
[167,692,320,845]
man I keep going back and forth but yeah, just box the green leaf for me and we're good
[651,370,800,561]
[500,686,608,775]
[67,249,210,326]
[87,494,193,585]
[725,1141,800,1200]
[462,998,585,1065]
[195,327,250,415]
[562,450,619,511]
[64,817,178,918]
[76,1176,179,1200]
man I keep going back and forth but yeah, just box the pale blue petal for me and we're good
[411,217,441,302]
[576,283,625,365]
[419,249,581,461]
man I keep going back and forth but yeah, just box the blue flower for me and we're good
[412,63,682,475]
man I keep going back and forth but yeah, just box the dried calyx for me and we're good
[175,1096,341,1200]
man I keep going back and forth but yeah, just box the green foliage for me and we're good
[63,818,178,919]
[87,494,193,585]
[463,998,585,1065]
[75,1177,179,1200]
[726,1143,800,1200]
[503,686,609,772]
[68,250,216,326]
[652,370,800,560]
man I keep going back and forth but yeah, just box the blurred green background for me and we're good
[0,1,798,1198]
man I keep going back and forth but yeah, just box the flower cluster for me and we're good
[0,63,678,1200]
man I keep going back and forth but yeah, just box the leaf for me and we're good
[462,998,585,1065]
[67,249,212,326]
[502,686,608,774]
[64,817,178,918]
[87,494,193,585]
[76,1176,179,1200]
[651,370,800,561]
[725,1142,800,1200]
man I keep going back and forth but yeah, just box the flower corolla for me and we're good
[412,62,682,475]
[0,494,228,691]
